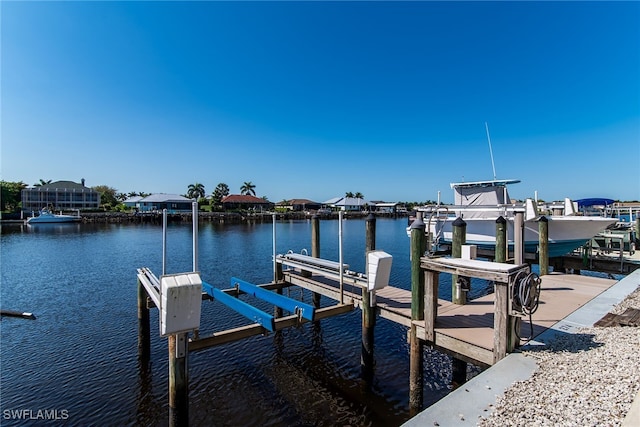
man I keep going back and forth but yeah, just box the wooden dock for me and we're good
[136,211,630,425]
[284,268,617,367]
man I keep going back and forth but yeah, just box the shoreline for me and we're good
[1,211,407,224]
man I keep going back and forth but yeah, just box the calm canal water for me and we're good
[1,218,487,426]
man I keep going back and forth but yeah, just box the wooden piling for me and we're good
[448,217,473,385]
[451,217,466,304]
[168,333,188,427]
[311,215,322,308]
[137,278,150,361]
[409,216,426,416]
[538,216,549,275]
[495,216,507,263]
[514,211,524,265]
[362,213,376,379]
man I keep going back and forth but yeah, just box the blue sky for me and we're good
[2,1,639,203]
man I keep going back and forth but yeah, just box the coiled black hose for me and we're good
[512,271,542,342]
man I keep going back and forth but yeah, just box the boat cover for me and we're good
[575,198,615,208]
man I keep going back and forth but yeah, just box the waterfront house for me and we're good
[21,179,100,212]
[324,197,368,212]
[370,201,400,214]
[135,194,194,213]
[275,199,321,212]
[221,194,274,211]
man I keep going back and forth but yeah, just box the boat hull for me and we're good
[26,211,81,224]
[430,216,617,258]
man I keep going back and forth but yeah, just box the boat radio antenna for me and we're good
[485,122,497,180]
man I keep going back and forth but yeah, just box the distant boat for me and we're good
[26,209,81,224]
[410,179,618,258]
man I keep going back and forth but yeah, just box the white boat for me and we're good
[26,209,81,224]
[411,179,618,258]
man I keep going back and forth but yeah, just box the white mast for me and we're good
[485,122,497,180]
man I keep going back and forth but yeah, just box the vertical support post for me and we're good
[409,216,426,416]
[495,216,507,263]
[192,201,198,273]
[168,334,188,427]
[538,216,549,275]
[272,213,283,318]
[635,217,640,246]
[137,278,150,361]
[450,217,468,382]
[272,213,278,283]
[514,211,524,265]
[339,210,344,304]
[451,217,466,304]
[311,215,322,308]
[362,213,376,379]
[423,270,438,342]
[493,281,509,363]
[162,209,168,275]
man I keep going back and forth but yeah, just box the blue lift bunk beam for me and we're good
[231,277,316,322]
[202,281,276,332]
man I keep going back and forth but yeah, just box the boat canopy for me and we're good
[575,198,615,208]
[451,179,519,217]
[449,179,521,189]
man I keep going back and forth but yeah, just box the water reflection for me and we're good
[1,218,485,426]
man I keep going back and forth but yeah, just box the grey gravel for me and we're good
[478,286,640,427]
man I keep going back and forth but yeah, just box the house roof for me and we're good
[124,196,144,203]
[222,194,271,204]
[286,199,320,205]
[140,194,193,203]
[333,197,368,206]
[323,197,343,205]
[30,180,94,191]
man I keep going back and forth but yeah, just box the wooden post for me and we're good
[362,213,376,379]
[494,282,509,363]
[274,263,284,318]
[451,217,466,304]
[538,216,549,275]
[495,216,507,263]
[423,269,438,342]
[514,211,524,265]
[449,217,472,386]
[168,333,188,427]
[311,215,321,308]
[409,216,426,416]
[137,278,150,361]
[273,213,284,318]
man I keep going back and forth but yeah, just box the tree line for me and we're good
[0,179,261,212]
[1,179,449,213]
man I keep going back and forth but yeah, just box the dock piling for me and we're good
[538,216,549,275]
[409,216,426,415]
[451,217,467,304]
[169,333,188,427]
[137,278,151,361]
[514,211,524,265]
[362,213,376,380]
[495,216,507,263]
[311,215,322,308]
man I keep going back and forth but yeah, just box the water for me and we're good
[1,218,487,426]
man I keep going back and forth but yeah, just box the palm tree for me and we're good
[211,183,230,205]
[187,182,206,200]
[354,192,364,199]
[345,191,354,198]
[240,181,256,196]
[34,179,52,187]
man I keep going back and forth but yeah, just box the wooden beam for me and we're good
[188,304,354,352]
